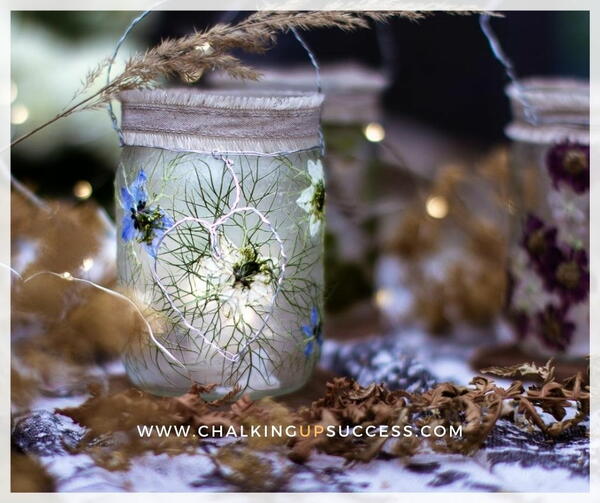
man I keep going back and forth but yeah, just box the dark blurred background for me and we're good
[152,11,589,140]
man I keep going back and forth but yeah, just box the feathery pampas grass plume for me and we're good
[10,11,432,148]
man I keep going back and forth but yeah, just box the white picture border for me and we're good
[0,1,596,501]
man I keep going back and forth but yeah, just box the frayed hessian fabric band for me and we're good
[505,78,589,145]
[119,89,324,154]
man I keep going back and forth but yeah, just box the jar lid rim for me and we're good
[209,62,388,93]
[505,77,589,107]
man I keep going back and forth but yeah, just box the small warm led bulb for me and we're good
[73,180,93,200]
[375,289,393,309]
[11,104,29,125]
[363,122,385,143]
[426,196,449,219]
[81,257,94,272]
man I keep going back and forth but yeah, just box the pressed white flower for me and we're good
[191,237,277,326]
[510,248,558,312]
[296,159,325,237]
[547,188,588,248]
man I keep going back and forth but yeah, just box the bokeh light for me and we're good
[425,195,449,219]
[363,122,385,142]
[81,257,95,272]
[73,180,93,200]
[11,104,29,125]
[375,288,393,309]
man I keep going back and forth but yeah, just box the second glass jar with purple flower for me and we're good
[505,78,589,359]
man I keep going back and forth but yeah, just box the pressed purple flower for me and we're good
[521,214,563,289]
[520,214,590,303]
[554,248,589,304]
[546,141,589,194]
[302,307,322,357]
[522,214,556,258]
[535,304,575,352]
[120,170,174,258]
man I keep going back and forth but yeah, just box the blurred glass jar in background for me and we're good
[318,64,388,315]
[505,78,589,360]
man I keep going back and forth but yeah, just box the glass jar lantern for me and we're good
[505,78,589,359]
[116,89,325,398]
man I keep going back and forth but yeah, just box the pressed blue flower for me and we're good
[120,170,174,258]
[302,307,322,357]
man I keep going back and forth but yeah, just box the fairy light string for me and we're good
[3,263,189,374]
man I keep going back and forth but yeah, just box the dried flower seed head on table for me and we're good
[51,359,588,471]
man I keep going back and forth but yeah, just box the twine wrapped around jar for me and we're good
[116,88,326,398]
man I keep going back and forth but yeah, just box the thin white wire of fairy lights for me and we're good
[2,263,189,373]
[149,153,288,363]
[4,154,291,371]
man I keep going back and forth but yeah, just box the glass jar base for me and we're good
[128,376,311,400]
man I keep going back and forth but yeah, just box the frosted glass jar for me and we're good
[505,78,589,359]
[116,89,325,398]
